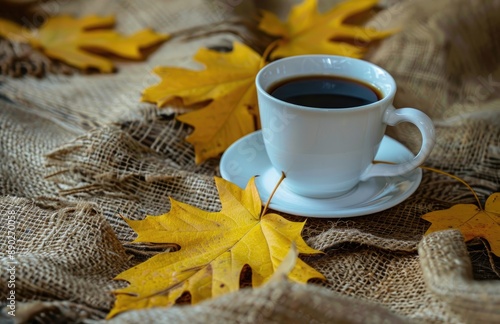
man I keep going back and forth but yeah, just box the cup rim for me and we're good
[255,55,397,112]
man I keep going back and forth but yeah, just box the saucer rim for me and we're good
[220,131,422,218]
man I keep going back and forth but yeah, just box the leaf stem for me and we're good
[374,160,483,209]
[419,165,483,209]
[259,39,281,68]
[261,171,286,218]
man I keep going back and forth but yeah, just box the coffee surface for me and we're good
[269,75,381,108]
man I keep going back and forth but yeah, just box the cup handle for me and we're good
[360,106,435,181]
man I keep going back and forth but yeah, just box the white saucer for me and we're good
[220,131,422,218]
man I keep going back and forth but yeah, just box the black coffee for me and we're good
[268,75,382,108]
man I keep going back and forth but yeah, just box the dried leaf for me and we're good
[109,176,324,318]
[422,193,500,256]
[142,42,261,163]
[0,15,168,72]
[258,0,392,59]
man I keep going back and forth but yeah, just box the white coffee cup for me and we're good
[255,55,435,198]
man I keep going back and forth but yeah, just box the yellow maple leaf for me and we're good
[258,0,392,59]
[0,15,168,72]
[142,42,261,163]
[108,176,324,318]
[422,193,500,256]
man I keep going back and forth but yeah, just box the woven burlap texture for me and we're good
[1,0,499,323]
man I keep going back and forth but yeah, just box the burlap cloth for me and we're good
[1,0,499,323]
